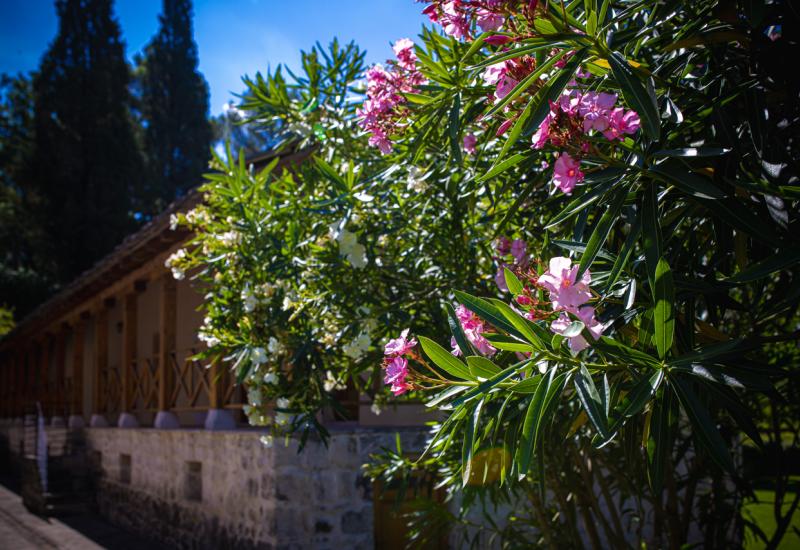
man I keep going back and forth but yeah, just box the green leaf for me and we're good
[593,336,661,368]
[485,48,570,117]
[454,291,525,341]
[523,48,588,136]
[488,298,547,349]
[515,368,554,475]
[419,336,474,381]
[485,334,537,352]
[727,245,800,283]
[701,382,765,450]
[642,182,662,289]
[604,214,642,293]
[670,362,774,392]
[446,302,474,357]
[607,52,660,140]
[576,186,627,280]
[462,397,484,486]
[649,161,726,199]
[467,356,502,379]
[647,390,672,493]
[476,152,531,182]
[653,257,675,359]
[504,267,524,295]
[448,92,462,164]
[561,320,585,338]
[575,365,610,439]
[452,360,528,407]
[510,376,542,394]
[652,147,731,158]
[611,369,664,433]
[672,377,736,474]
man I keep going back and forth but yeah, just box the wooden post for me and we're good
[71,317,86,417]
[118,291,138,427]
[94,306,109,415]
[121,293,136,413]
[208,359,222,410]
[158,273,176,413]
[153,273,181,429]
[39,335,50,415]
[54,326,67,417]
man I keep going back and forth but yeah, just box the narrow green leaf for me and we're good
[647,390,672,493]
[642,183,662,289]
[672,378,736,474]
[607,52,660,140]
[576,187,627,280]
[649,161,726,199]
[476,152,530,182]
[727,245,800,283]
[604,214,642,293]
[419,336,474,381]
[654,257,675,359]
[454,291,525,340]
[652,147,731,158]
[575,365,610,438]
[467,356,502,379]
[446,302,474,357]
[448,92,462,163]
[485,334,537,352]
[452,360,529,407]
[504,267,524,295]
[510,376,542,394]
[462,397,485,486]
[515,368,554,475]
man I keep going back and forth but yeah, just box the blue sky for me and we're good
[0,0,427,114]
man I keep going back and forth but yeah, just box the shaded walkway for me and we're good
[0,478,164,549]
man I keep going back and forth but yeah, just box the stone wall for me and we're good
[0,420,426,550]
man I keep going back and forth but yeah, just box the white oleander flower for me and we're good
[251,347,267,365]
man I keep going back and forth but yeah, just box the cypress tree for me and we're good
[31,0,143,283]
[140,0,211,210]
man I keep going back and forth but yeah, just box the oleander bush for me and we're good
[174,1,799,547]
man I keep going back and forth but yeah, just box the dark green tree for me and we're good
[30,0,144,283]
[139,0,211,211]
[0,73,54,317]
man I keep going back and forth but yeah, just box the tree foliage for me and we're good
[138,0,212,212]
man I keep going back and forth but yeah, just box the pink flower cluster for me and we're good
[494,236,528,291]
[383,329,417,395]
[532,89,640,194]
[537,257,604,352]
[451,304,497,356]
[421,0,509,40]
[357,38,426,154]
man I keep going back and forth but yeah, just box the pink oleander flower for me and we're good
[580,91,618,133]
[552,153,584,194]
[496,118,514,137]
[463,133,477,155]
[384,328,417,357]
[494,74,518,101]
[384,356,411,395]
[393,38,418,71]
[531,108,556,149]
[550,306,604,352]
[538,256,593,311]
[485,35,512,46]
[452,304,497,356]
[442,1,470,38]
[495,236,511,255]
[476,8,505,31]
[358,39,426,154]
[603,108,641,140]
[495,264,509,292]
[482,62,507,86]
[510,238,527,264]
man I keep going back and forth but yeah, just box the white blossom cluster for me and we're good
[165,248,187,280]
